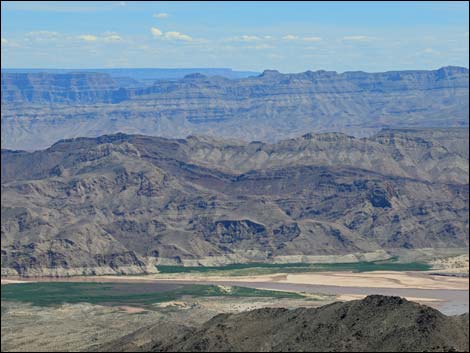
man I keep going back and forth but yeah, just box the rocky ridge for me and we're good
[96,295,470,352]
[1,129,468,276]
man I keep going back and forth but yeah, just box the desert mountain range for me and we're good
[1,128,468,276]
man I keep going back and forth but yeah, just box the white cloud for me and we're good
[78,34,98,41]
[1,38,8,45]
[150,27,163,37]
[342,35,371,41]
[118,1,127,6]
[102,32,122,42]
[104,34,122,42]
[26,30,60,40]
[282,35,321,42]
[228,35,261,42]
[239,35,260,41]
[153,12,169,19]
[282,34,298,40]
[25,30,120,44]
[164,31,192,41]
[247,43,275,50]
[151,27,192,41]
[303,36,322,42]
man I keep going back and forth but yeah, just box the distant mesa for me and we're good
[1,66,468,151]
[259,69,281,77]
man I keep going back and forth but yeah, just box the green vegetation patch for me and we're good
[156,259,431,276]
[1,282,303,308]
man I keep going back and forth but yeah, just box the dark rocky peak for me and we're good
[258,69,282,79]
[49,133,133,153]
[120,295,469,352]
[301,132,316,140]
[46,133,189,157]
[359,294,407,307]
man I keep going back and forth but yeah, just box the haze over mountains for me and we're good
[1,68,259,86]
[1,66,468,151]
[2,128,468,276]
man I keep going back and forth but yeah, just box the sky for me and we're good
[1,1,469,73]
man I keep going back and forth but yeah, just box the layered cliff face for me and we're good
[1,66,468,150]
[1,129,468,276]
[0,72,121,104]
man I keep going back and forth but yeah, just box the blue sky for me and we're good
[1,1,468,72]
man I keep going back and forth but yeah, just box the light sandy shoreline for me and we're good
[2,270,468,315]
[1,279,33,285]
[336,293,442,303]
[85,270,469,290]
[3,270,468,292]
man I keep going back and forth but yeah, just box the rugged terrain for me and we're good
[96,295,470,352]
[2,66,468,150]
[1,128,468,276]
[3,293,467,352]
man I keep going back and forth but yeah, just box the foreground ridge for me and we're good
[96,295,470,352]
